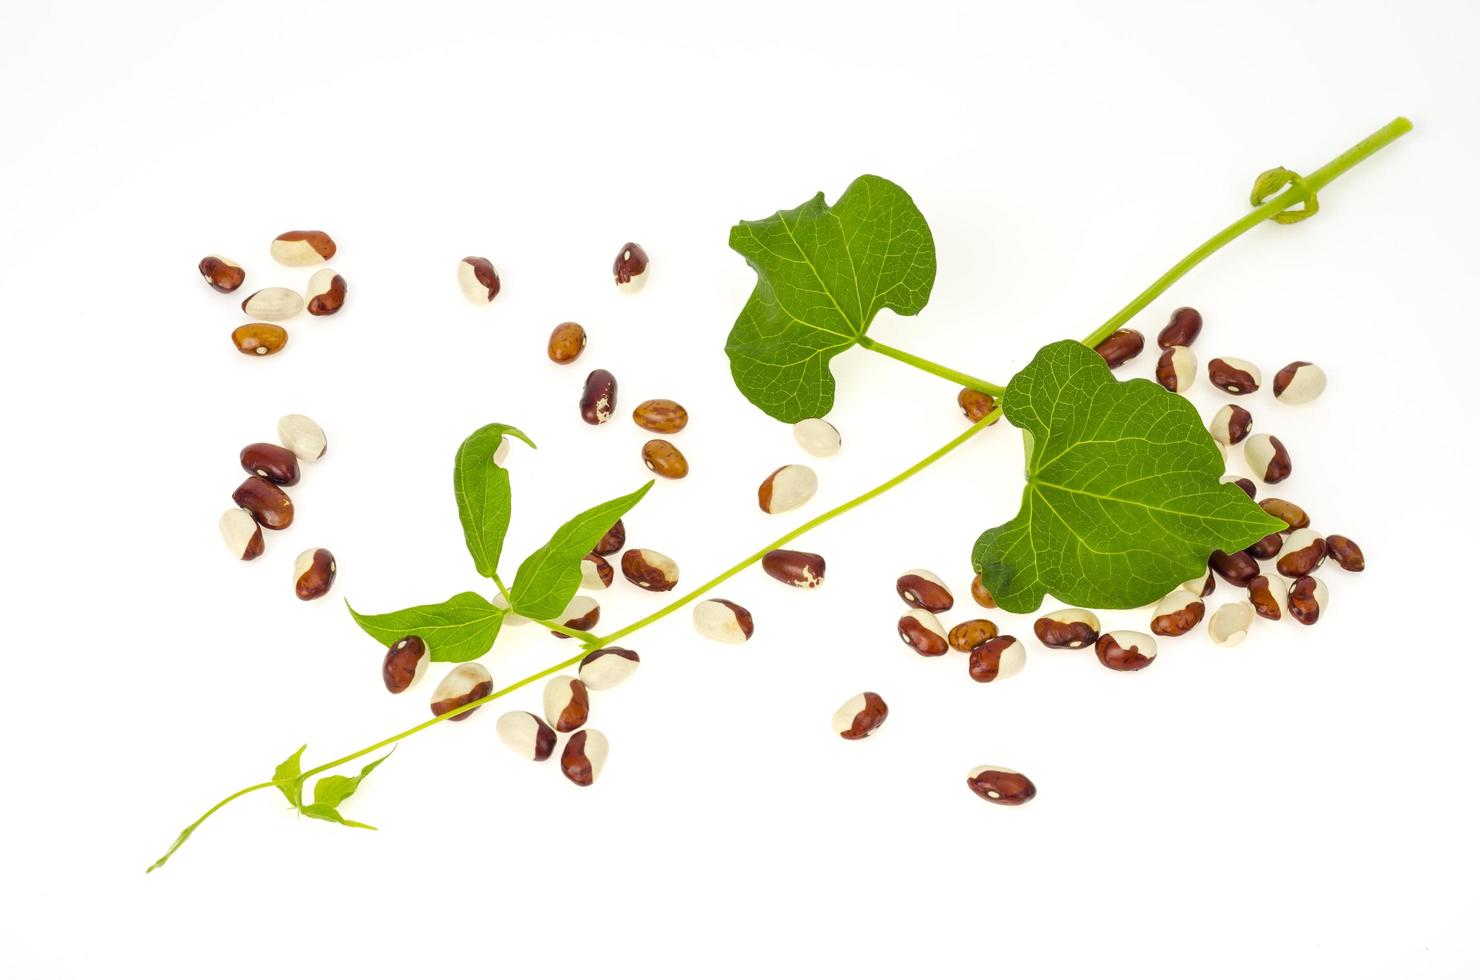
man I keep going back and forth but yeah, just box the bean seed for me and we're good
[293,547,336,600]
[382,636,429,693]
[793,418,841,457]
[457,256,501,305]
[240,287,304,321]
[896,569,953,612]
[948,618,999,652]
[968,635,1026,682]
[692,599,754,643]
[198,255,245,293]
[277,414,327,461]
[1095,630,1158,671]
[1150,589,1205,636]
[612,242,649,292]
[1326,534,1365,572]
[1275,528,1327,578]
[1209,549,1259,587]
[966,765,1036,805]
[763,549,825,588]
[542,321,586,365]
[551,595,600,637]
[1288,575,1328,625]
[578,647,640,691]
[1033,608,1100,649]
[239,442,300,486]
[957,387,997,422]
[1246,531,1283,561]
[1208,357,1261,394]
[621,548,680,591]
[305,269,347,316]
[271,230,336,266]
[632,398,688,433]
[832,692,888,740]
[1244,433,1292,484]
[219,507,264,560]
[641,439,689,479]
[1207,601,1255,646]
[1209,404,1253,447]
[594,520,625,556]
[1155,346,1197,393]
[580,369,617,425]
[430,662,493,721]
[1273,361,1326,404]
[1259,498,1308,531]
[1246,575,1288,621]
[1157,306,1202,349]
[1225,476,1257,499]
[1183,571,1216,597]
[898,609,950,656]
[561,729,609,786]
[1094,328,1145,368]
[543,675,590,732]
[970,573,997,608]
[757,464,817,513]
[231,322,288,356]
[496,711,557,761]
[232,475,294,530]
[580,553,614,590]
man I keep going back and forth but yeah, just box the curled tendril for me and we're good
[1250,166,1320,224]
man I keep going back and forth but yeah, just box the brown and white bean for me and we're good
[1275,528,1327,578]
[457,256,501,305]
[240,442,300,486]
[1326,534,1365,572]
[898,609,949,656]
[641,439,689,479]
[968,636,1026,683]
[232,475,294,530]
[1225,476,1257,499]
[551,595,600,637]
[1183,570,1216,597]
[793,418,841,457]
[970,573,996,608]
[1095,630,1158,671]
[305,269,347,316]
[277,414,327,461]
[577,647,639,691]
[1246,575,1288,621]
[1208,357,1261,394]
[240,287,304,321]
[1273,361,1326,404]
[1094,328,1145,368]
[1208,404,1253,447]
[832,692,888,740]
[231,323,288,356]
[293,548,336,600]
[757,464,817,514]
[1210,548,1259,587]
[271,230,336,266]
[198,255,245,293]
[896,569,953,612]
[621,548,679,591]
[692,599,754,643]
[1157,307,1202,349]
[580,369,617,425]
[1155,346,1197,393]
[496,711,557,762]
[1259,497,1309,531]
[561,729,608,786]
[1208,601,1255,646]
[763,549,824,588]
[612,242,649,292]
[632,399,688,433]
[1033,608,1100,648]
[966,765,1036,805]
[382,636,430,693]
[948,618,998,652]
[957,388,997,422]
[1288,575,1328,625]
[1150,589,1205,636]
[547,321,586,364]
[219,507,264,561]
[1244,433,1292,484]
[594,520,625,556]
[580,553,614,590]
[543,676,590,732]
[430,662,493,720]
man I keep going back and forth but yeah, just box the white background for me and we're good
[2,1,1477,976]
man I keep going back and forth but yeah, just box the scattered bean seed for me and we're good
[1244,433,1293,484]
[293,547,336,600]
[1208,404,1253,447]
[232,475,294,530]
[970,573,997,608]
[613,242,649,291]
[1150,589,1205,636]
[305,269,347,316]
[763,549,825,588]
[1246,531,1283,560]
[580,553,614,590]
[1259,498,1308,531]
[543,676,590,732]
[1225,476,1257,499]
[430,662,493,720]
[382,636,429,693]
[219,507,264,560]
[578,647,640,691]
[580,369,617,424]
[632,398,688,433]
[1033,608,1100,649]
[271,230,336,266]
[457,256,501,305]
[547,321,586,363]
[496,711,557,761]
[277,414,327,461]
[552,595,600,637]
[1208,601,1255,646]
[1326,534,1365,572]
[1208,356,1261,394]
[898,609,950,656]
[561,729,608,786]
[896,569,953,612]
[757,464,817,513]
[968,635,1026,682]
[238,443,299,486]
[948,618,999,652]
[1095,630,1158,671]
[1273,361,1326,404]
[957,387,997,422]
[198,255,245,293]
[1246,575,1288,621]
[1288,575,1328,625]
[621,548,680,591]
[1157,307,1202,348]
[1154,345,1197,393]
[594,520,625,556]
[1094,328,1145,368]
[240,287,304,321]
[1183,570,1216,597]
[793,418,841,457]
[832,692,888,740]
[1209,549,1259,587]
[1275,528,1327,578]
[966,765,1036,805]
[692,599,754,643]
[231,322,288,356]
[641,439,689,479]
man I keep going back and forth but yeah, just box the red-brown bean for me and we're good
[232,475,294,530]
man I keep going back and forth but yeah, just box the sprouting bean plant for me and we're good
[149,116,1411,871]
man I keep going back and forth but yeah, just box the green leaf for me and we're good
[272,744,307,808]
[509,482,653,620]
[312,752,393,808]
[347,592,506,663]
[301,803,376,831]
[455,423,535,580]
[725,175,937,422]
[972,340,1285,613]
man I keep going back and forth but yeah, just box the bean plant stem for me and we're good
[857,336,1006,395]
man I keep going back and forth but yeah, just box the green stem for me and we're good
[857,336,1006,395]
[1082,116,1412,349]
[146,780,276,873]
